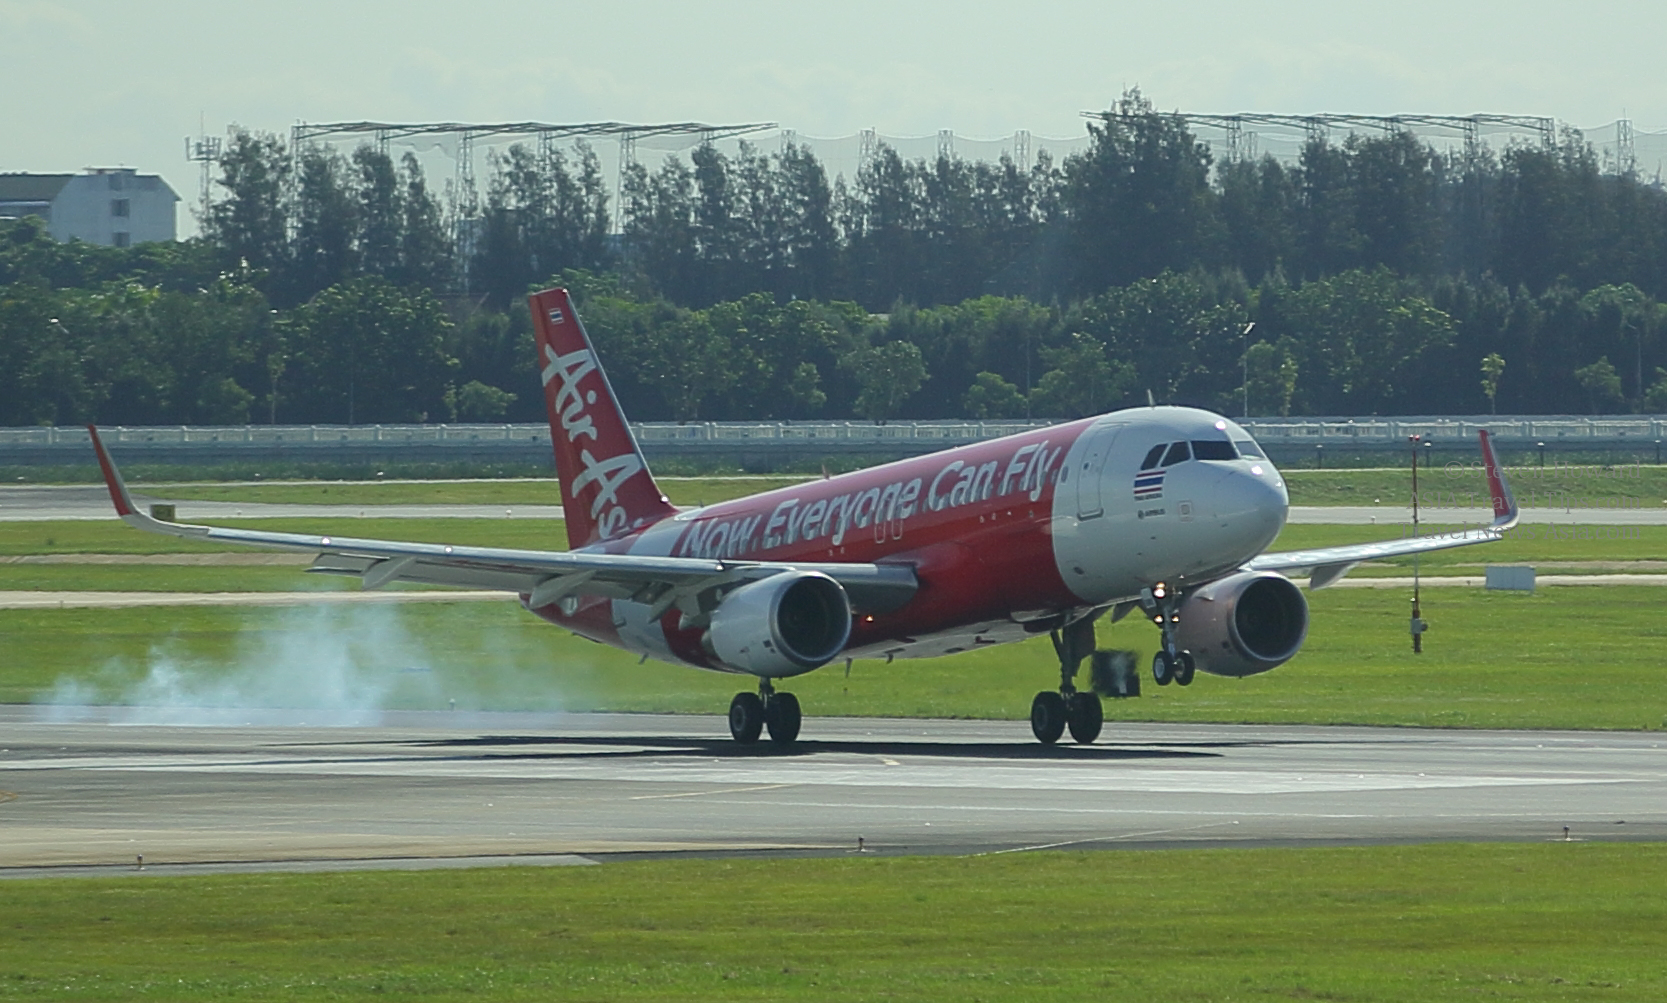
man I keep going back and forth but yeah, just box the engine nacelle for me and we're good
[1172,571,1308,678]
[704,571,853,677]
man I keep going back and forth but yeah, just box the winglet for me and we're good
[87,425,137,517]
[1478,429,1518,530]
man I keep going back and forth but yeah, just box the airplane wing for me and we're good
[1244,429,1519,590]
[88,427,917,615]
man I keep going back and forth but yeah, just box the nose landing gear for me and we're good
[1031,615,1105,745]
[1143,583,1196,687]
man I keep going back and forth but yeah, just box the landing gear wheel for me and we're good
[1152,650,1175,686]
[728,692,765,744]
[1174,651,1196,687]
[1030,691,1067,745]
[765,692,801,745]
[1066,691,1103,744]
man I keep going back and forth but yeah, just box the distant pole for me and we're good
[1410,435,1424,654]
[1241,322,1255,418]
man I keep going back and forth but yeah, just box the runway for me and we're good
[2,709,1662,876]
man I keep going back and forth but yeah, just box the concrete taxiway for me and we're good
[1,710,1662,876]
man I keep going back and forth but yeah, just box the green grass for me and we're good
[0,519,573,556]
[1282,463,1667,507]
[0,844,1664,1001]
[0,564,348,593]
[8,586,1667,730]
[101,464,1667,509]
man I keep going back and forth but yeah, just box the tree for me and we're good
[396,153,452,291]
[1480,352,1506,414]
[963,371,1027,418]
[201,129,290,284]
[1064,89,1219,295]
[840,340,927,423]
[286,277,457,423]
[289,146,359,303]
[1642,368,1667,413]
[446,380,517,422]
[1029,333,1135,418]
[1573,356,1624,414]
[1243,339,1300,417]
[1278,268,1455,413]
[353,147,403,279]
[786,361,827,415]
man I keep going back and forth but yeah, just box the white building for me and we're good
[0,168,178,246]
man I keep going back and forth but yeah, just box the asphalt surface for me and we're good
[2,710,1661,876]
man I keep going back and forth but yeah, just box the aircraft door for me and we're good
[1074,423,1124,519]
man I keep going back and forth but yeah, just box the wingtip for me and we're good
[87,425,136,517]
[1477,428,1518,529]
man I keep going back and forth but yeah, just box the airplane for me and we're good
[88,286,1520,747]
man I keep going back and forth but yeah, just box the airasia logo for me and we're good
[542,341,641,539]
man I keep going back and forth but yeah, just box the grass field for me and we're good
[107,463,1667,509]
[5,519,1665,585]
[7,584,1666,730]
[0,843,1663,1001]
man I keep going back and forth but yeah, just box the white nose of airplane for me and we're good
[1211,459,1288,560]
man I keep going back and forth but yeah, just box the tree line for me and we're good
[5,89,1667,427]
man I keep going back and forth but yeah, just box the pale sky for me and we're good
[5,0,1663,235]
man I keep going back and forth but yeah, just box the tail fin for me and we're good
[529,288,676,548]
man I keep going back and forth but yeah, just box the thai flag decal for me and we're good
[1133,469,1165,500]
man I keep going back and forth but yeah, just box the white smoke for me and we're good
[35,605,455,726]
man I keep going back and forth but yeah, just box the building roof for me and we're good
[0,174,74,203]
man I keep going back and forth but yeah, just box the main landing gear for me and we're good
[729,679,801,746]
[1143,582,1195,687]
[1031,615,1104,745]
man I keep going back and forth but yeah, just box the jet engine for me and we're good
[704,571,853,677]
[1172,571,1308,677]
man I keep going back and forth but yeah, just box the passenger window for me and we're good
[1234,439,1263,459]
[1161,441,1190,466]
[1191,440,1237,461]
[1139,444,1167,470]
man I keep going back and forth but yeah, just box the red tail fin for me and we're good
[530,288,676,548]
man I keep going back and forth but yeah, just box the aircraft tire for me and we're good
[729,692,765,744]
[1174,652,1196,687]
[1066,691,1103,744]
[1030,691,1067,745]
[1152,650,1175,686]
[766,692,802,745]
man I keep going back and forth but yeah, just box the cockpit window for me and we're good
[1161,440,1191,466]
[1191,440,1237,461]
[1139,444,1167,470]
[1233,438,1264,459]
